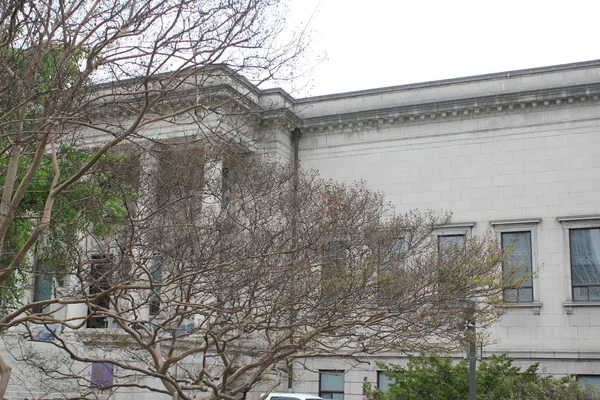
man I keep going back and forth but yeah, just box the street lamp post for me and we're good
[466,317,476,400]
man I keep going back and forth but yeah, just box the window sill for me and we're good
[563,301,600,314]
[499,302,542,315]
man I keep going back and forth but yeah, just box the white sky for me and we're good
[283,0,600,98]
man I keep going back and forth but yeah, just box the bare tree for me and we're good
[6,144,507,399]
[0,0,305,396]
[0,1,511,399]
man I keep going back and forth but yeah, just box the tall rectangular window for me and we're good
[32,260,54,313]
[438,234,466,261]
[87,255,112,328]
[149,259,162,316]
[437,234,466,287]
[570,228,600,301]
[321,244,347,302]
[319,370,344,400]
[381,237,406,271]
[502,231,533,303]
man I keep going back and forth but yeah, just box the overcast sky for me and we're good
[283,0,600,98]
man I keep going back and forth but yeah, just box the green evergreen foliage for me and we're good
[363,354,600,400]
[0,41,134,312]
[0,145,133,312]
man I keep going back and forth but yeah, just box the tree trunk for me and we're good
[0,354,12,400]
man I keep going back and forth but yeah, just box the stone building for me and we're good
[6,59,600,399]
[260,59,600,398]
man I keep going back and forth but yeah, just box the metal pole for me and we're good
[287,359,293,392]
[468,319,476,400]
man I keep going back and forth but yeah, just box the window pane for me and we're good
[518,288,533,302]
[149,259,162,315]
[502,232,533,286]
[320,371,344,391]
[320,394,344,400]
[382,237,406,270]
[570,229,600,285]
[377,371,392,392]
[504,288,519,302]
[578,375,600,391]
[501,232,533,303]
[590,287,600,301]
[327,246,346,265]
[151,260,162,281]
[34,275,53,303]
[439,235,465,251]
[438,235,465,263]
[573,287,589,301]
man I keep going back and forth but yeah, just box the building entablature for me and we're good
[293,59,600,114]
[85,60,600,140]
[295,82,600,134]
[82,60,600,150]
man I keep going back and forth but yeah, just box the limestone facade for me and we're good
[6,59,600,399]
[275,60,600,399]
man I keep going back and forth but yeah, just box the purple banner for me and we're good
[91,362,114,388]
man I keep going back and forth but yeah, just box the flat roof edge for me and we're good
[296,59,600,103]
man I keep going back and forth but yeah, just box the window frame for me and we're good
[437,233,466,257]
[500,231,534,303]
[576,375,600,392]
[435,224,473,287]
[380,236,407,273]
[491,219,541,310]
[32,268,54,314]
[86,254,113,329]
[149,259,163,316]
[568,227,600,302]
[319,370,345,400]
[557,215,600,309]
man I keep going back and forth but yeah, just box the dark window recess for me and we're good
[570,228,600,301]
[319,370,344,400]
[149,298,160,316]
[321,245,347,302]
[437,234,466,286]
[32,260,54,313]
[90,362,114,388]
[87,255,112,328]
[149,260,162,316]
[502,231,533,303]
[221,166,231,206]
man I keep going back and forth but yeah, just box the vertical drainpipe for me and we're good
[288,127,301,392]
[291,127,301,194]
[291,127,301,249]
